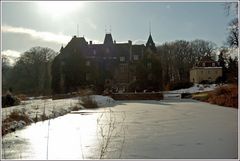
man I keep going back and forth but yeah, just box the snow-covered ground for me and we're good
[2,95,115,132]
[2,100,237,159]
[168,84,218,94]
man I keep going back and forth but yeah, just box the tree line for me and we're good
[2,38,237,96]
[2,47,57,95]
[130,39,218,92]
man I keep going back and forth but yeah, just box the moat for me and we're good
[2,99,237,159]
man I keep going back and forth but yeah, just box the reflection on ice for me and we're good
[2,107,126,159]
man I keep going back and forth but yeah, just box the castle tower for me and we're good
[104,33,113,45]
[146,34,157,53]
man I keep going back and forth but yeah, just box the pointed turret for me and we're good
[146,34,157,53]
[104,33,113,45]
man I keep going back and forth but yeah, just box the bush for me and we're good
[199,80,212,84]
[214,86,231,96]
[81,96,98,108]
[6,110,32,123]
[168,81,193,91]
[2,94,21,108]
[207,85,238,108]
[2,109,33,135]
[128,81,144,92]
[215,76,226,84]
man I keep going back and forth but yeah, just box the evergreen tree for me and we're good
[218,50,228,82]
[227,56,238,83]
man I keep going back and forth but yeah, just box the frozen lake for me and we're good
[2,99,238,159]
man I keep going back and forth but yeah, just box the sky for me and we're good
[1,1,237,62]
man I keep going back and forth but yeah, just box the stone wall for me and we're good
[110,92,163,100]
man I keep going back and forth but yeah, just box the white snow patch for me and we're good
[168,84,218,94]
[89,95,115,107]
[2,95,115,123]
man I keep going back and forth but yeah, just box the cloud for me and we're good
[2,25,102,47]
[86,18,97,30]
[1,49,21,58]
[2,25,71,45]
[1,50,22,65]
[133,39,146,45]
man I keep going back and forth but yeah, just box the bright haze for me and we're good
[2,1,236,60]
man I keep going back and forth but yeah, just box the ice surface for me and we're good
[2,99,237,159]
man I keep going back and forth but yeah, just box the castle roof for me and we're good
[199,55,215,62]
[57,33,150,63]
[146,34,157,53]
[195,55,220,67]
[104,33,113,45]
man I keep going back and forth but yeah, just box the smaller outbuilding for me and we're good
[190,55,222,83]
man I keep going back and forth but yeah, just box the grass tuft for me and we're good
[81,96,98,108]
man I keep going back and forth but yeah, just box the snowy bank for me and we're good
[2,95,115,135]
[168,84,218,94]
[88,95,115,107]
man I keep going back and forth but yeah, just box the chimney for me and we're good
[89,41,92,45]
[129,40,132,61]
[128,40,132,45]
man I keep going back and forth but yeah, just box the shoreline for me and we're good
[2,95,115,136]
[2,105,83,136]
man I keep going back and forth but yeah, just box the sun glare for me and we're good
[37,1,84,18]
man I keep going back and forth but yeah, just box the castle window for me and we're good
[86,61,90,66]
[148,74,153,80]
[106,48,110,53]
[120,64,127,72]
[133,76,137,81]
[86,73,90,81]
[120,56,125,62]
[120,66,124,72]
[120,65,126,72]
[212,63,215,67]
[147,62,152,69]
[93,50,96,55]
[133,55,139,61]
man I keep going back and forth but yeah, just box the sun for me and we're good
[37,1,84,18]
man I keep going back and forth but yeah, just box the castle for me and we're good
[51,32,157,94]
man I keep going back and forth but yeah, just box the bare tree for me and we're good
[224,2,238,16]
[227,18,238,48]
[224,2,238,48]
[8,47,57,95]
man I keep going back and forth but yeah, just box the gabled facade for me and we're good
[52,33,157,94]
[190,55,222,83]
